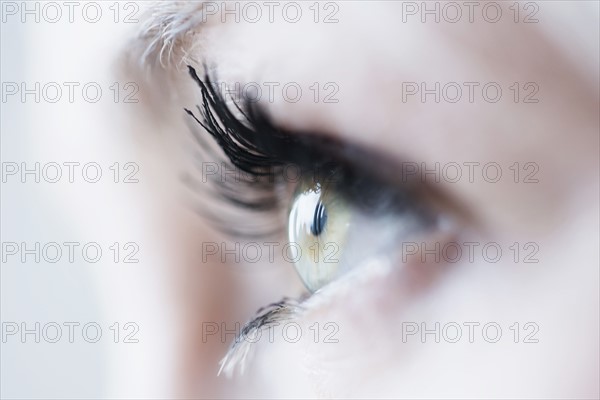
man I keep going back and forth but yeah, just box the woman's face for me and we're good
[121,1,599,397]
[4,1,597,398]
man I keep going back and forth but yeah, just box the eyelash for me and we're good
[217,298,303,377]
[185,65,312,375]
[184,65,429,234]
[184,65,304,237]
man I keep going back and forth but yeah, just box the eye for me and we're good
[287,174,351,292]
[185,66,456,375]
[287,166,437,293]
[185,66,447,295]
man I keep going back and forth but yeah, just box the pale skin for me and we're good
[123,1,599,398]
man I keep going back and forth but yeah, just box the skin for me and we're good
[123,1,599,398]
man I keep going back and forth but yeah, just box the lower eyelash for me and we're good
[216,254,406,378]
[218,297,304,377]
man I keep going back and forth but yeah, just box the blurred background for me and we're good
[1,3,186,397]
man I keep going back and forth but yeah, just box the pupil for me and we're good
[311,201,328,236]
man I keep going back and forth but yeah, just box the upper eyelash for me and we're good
[185,65,313,177]
[183,64,359,237]
[183,65,409,188]
[183,65,427,230]
[183,65,291,237]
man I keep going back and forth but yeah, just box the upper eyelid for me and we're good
[186,65,420,187]
[185,65,476,234]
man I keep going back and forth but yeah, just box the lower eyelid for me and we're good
[217,226,459,377]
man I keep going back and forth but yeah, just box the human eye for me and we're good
[184,65,462,373]
[287,157,439,293]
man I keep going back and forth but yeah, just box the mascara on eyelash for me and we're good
[184,65,430,229]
